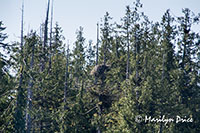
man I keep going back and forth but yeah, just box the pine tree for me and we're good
[64,44,69,110]
[86,40,95,68]
[122,6,132,79]
[0,21,15,132]
[13,1,26,131]
[34,24,65,132]
[175,8,200,132]
[156,9,178,132]
[99,12,113,65]
[1,1,200,132]
[72,26,86,85]
[25,32,37,133]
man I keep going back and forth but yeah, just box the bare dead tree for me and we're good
[96,23,102,133]
[17,0,24,106]
[48,0,54,73]
[18,0,24,89]
[44,0,50,51]
[39,1,50,131]
[26,33,36,133]
[14,1,25,132]
[41,0,50,72]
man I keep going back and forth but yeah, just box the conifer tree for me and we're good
[48,0,54,73]
[14,1,26,131]
[96,23,100,65]
[72,26,86,86]
[175,8,200,132]
[25,32,37,133]
[64,44,69,110]
[0,21,15,132]
[157,9,177,132]
[86,40,95,67]
[99,12,113,65]
[1,1,200,132]
[122,6,132,79]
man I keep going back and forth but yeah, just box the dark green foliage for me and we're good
[1,1,200,132]
[0,21,15,132]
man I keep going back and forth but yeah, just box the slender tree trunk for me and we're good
[161,54,166,81]
[95,23,99,86]
[64,44,69,110]
[144,41,148,78]
[115,35,119,58]
[181,43,186,69]
[97,103,102,133]
[126,25,130,79]
[103,44,106,65]
[103,27,109,65]
[181,21,189,70]
[39,1,50,132]
[26,36,35,133]
[135,31,139,83]
[97,71,107,133]
[18,0,24,90]
[41,0,50,72]
[20,2,24,55]
[96,23,101,133]
[44,0,50,52]
[96,23,99,66]
[159,54,166,133]
[14,1,25,132]
[135,31,140,100]
[48,0,54,73]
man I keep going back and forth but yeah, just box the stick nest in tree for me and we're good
[90,64,110,78]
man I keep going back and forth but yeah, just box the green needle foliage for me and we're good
[0,0,200,132]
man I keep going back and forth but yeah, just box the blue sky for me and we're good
[1,0,200,46]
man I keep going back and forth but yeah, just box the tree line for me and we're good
[0,0,200,132]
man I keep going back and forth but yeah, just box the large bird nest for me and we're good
[89,64,113,109]
[90,64,110,78]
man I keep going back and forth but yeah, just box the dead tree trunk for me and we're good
[26,33,35,133]
[14,1,25,132]
[48,0,54,73]
[39,0,50,132]
[41,0,50,72]
[96,23,101,133]
[18,0,24,90]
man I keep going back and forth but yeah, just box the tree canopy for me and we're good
[0,0,200,132]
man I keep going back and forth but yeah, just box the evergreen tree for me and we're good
[72,26,86,85]
[99,12,113,65]
[1,1,200,132]
[156,9,178,132]
[86,40,95,68]
[0,21,15,132]
[175,8,200,132]
[13,1,26,131]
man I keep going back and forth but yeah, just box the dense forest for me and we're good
[0,0,200,132]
